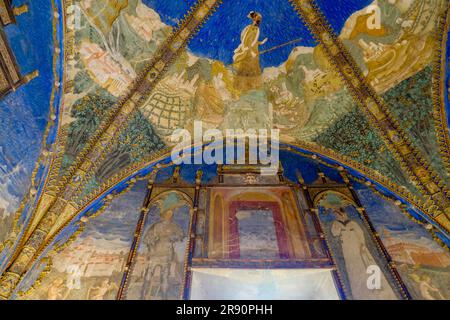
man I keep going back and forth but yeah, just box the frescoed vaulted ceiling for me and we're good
[0,0,449,300]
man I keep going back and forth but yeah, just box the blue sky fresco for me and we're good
[145,0,372,68]
[0,0,54,211]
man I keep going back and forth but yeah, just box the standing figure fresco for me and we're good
[141,208,184,300]
[232,11,268,93]
[318,193,399,300]
[330,207,396,299]
[126,192,192,300]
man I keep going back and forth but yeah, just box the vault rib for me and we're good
[0,0,223,300]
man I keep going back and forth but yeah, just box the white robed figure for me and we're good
[331,208,397,300]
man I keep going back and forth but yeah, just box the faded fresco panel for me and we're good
[357,187,450,300]
[22,181,147,300]
[125,191,192,300]
[207,187,312,260]
[318,194,399,300]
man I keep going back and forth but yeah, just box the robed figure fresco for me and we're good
[233,11,268,92]
[330,208,397,300]
[141,208,184,300]
[123,192,191,301]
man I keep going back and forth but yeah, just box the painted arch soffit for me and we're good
[37,1,447,225]
[42,142,450,247]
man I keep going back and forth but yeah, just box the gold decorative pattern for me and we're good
[0,0,15,26]
[12,5,28,17]
[0,26,21,96]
